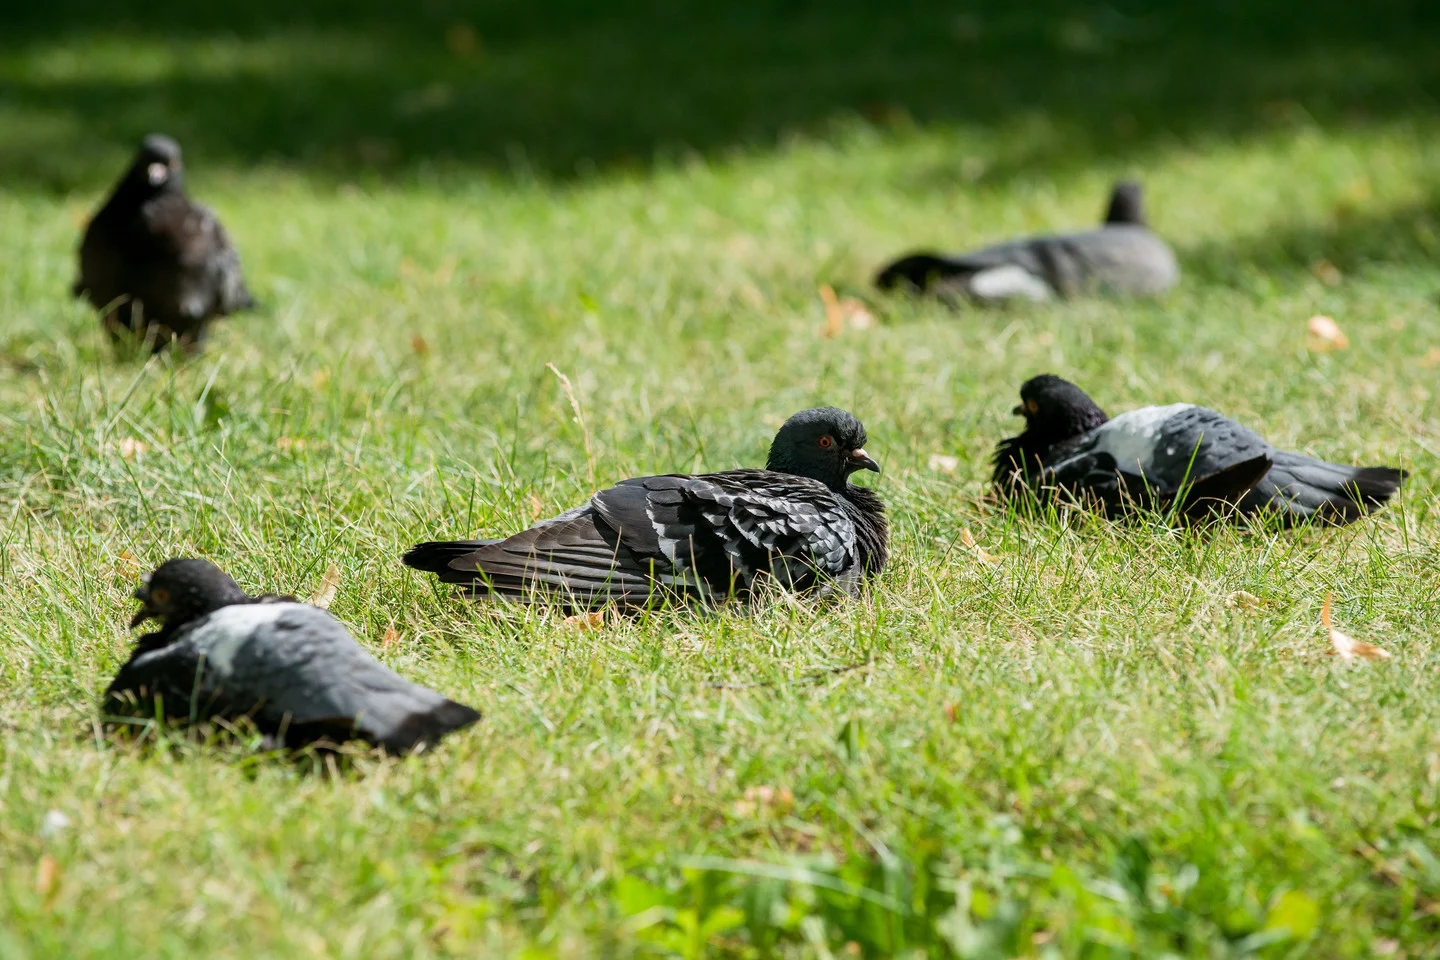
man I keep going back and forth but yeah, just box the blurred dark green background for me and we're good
[2,0,1436,188]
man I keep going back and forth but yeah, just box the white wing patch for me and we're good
[183,603,307,676]
[968,265,1054,301]
[1091,404,1196,472]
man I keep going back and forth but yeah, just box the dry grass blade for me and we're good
[1323,593,1390,662]
[546,363,596,484]
[309,564,342,609]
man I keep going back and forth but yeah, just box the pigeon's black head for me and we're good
[1104,180,1145,225]
[125,134,185,194]
[130,558,248,629]
[766,407,880,491]
[1014,375,1110,441]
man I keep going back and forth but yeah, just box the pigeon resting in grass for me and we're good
[75,135,255,352]
[875,181,1179,302]
[404,407,889,607]
[993,374,1406,524]
[104,559,480,752]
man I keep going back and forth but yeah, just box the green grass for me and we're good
[3,1,1440,956]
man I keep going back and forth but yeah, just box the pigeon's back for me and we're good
[181,603,479,751]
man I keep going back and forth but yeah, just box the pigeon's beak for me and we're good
[847,448,881,474]
[129,581,157,629]
[146,162,169,186]
[1012,404,1025,416]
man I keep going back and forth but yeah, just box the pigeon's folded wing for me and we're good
[1087,405,1273,495]
[600,471,859,594]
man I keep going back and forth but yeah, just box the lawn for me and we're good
[2,0,1440,956]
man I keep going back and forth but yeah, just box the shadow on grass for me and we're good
[1,0,1437,189]
[1183,194,1440,288]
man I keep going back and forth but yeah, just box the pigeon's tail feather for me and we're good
[1239,451,1405,526]
[376,699,482,753]
[403,539,501,575]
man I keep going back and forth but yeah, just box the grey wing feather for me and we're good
[224,606,476,749]
[1133,407,1273,492]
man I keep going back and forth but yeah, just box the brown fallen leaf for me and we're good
[116,550,142,572]
[1306,315,1350,352]
[943,702,960,723]
[733,785,795,818]
[446,22,481,57]
[960,529,1001,566]
[1311,259,1343,286]
[36,854,60,898]
[818,284,877,338]
[928,453,960,474]
[1323,593,1390,662]
[411,335,430,356]
[562,611,605,631]
[381,626,401,647]
[116,438,148,459]
[1226,590,1262,611]
[309,564,342,609]
[528,493,545,520]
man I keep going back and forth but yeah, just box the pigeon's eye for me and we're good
[817,435,834,449]
[1025,400,1040,414]
[150,588,170,604]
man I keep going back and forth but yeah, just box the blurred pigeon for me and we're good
[875,181,1179,302]
[74,135,255,352]
[993,374,1406,524]
[104,559,480,752]
[404,407,888,607]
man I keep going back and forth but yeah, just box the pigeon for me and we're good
[875,181,1179,302]
[404,407,889,607]
[103,559,481,753]
[74,135,255,352]
[992,374,1406,524]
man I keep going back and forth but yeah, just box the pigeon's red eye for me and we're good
[150,589,170,604]
[818,435,834,449]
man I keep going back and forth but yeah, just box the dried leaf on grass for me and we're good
[818,284,877,338]
[562,611,605,632]
[381,626,401,648]
[1306,315,1349,351]
[1311,259,1343,286]
[116,438,148,459]
[528,493,545,520]
[928,454,960,474]
[1226,590,1262,611]
[1323,593,1390,662]
[411,335,430,356]
[960,529,1001,566]
[309,564,342,609]
[35,854,60,898]
[943,702,960,724]
[732,785,795,818]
